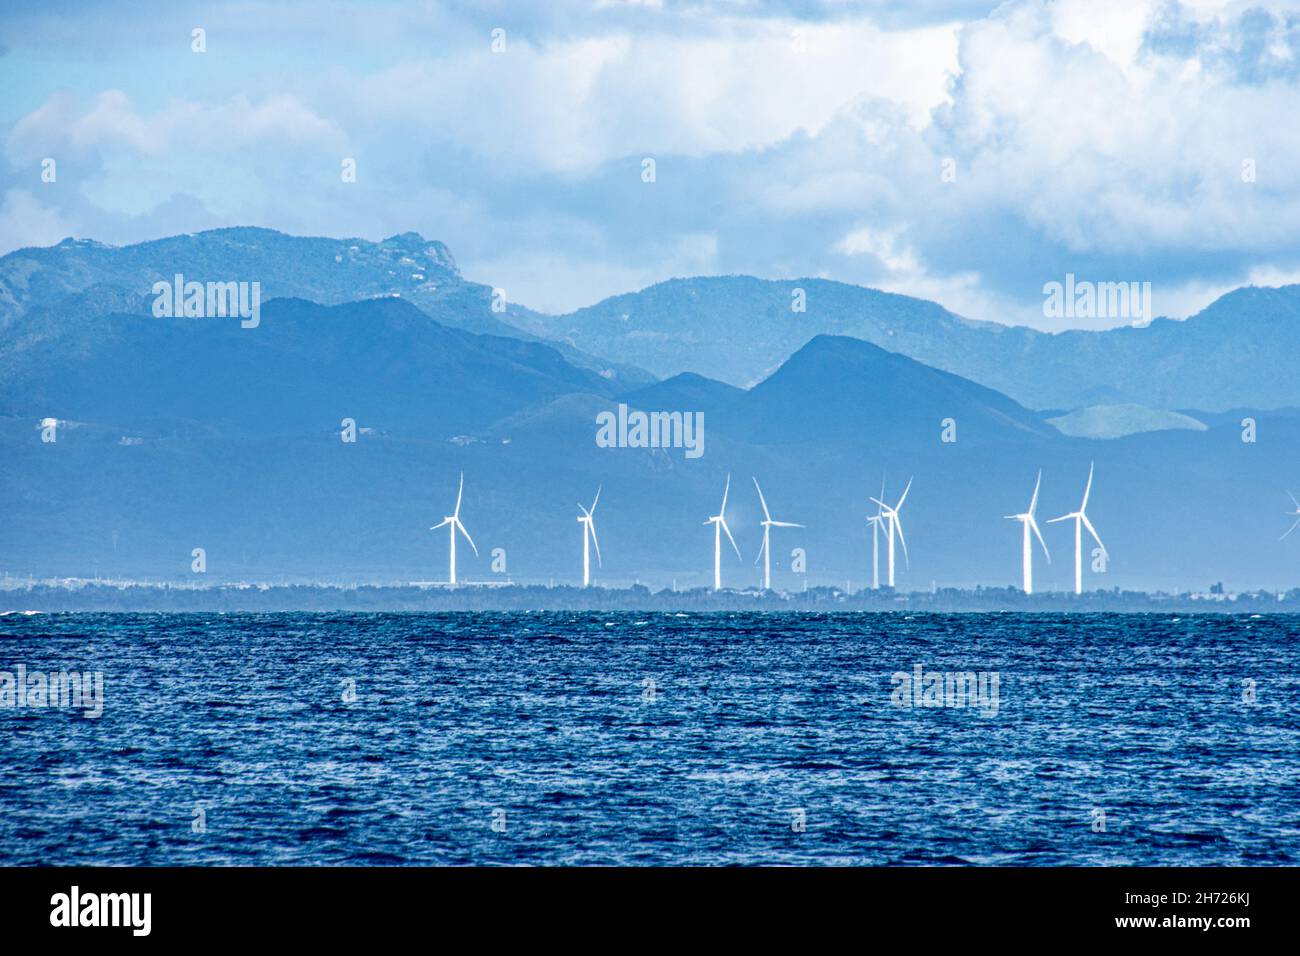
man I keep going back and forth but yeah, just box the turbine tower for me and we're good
[1048,462,1106,595]
[866,475,886,589]
[704,474,741,591]
[577,486,602,587]
[870,477,912,588]
[430,472,477,586]
[1005,469,1050,594]
[1282,491,1300,541]
[752,477,803,591]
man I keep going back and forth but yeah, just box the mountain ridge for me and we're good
[3,293,1299,591]
[6,227,1300,412]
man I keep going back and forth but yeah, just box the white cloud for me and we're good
[836,224,921,273]
[465,231,720,313]
[347,16,959,174]
[0,189,76,254]
[4,0,1300,329]
[6,90,345,165]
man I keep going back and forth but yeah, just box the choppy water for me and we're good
[1,611,1297,865]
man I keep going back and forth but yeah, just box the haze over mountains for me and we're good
[551,276,1300,412]
[6,228,1300,413]
[0,228,651,388]
[2,228,1298,593]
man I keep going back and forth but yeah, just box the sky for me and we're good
[2,0,1300,327]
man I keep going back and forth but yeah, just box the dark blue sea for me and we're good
[1,611,1297,866]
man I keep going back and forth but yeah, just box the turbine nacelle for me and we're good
[577,486,603,569]
[1010,470,1050,563]
[1048,463,1107,595]
[752,477,802,588]
[706,474,741,561]
[1048,463,1107,557]
[430,472,478,555]
[868,475,912,571]
[431,473,477,586]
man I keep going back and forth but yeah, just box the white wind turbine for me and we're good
[867,475,886,589]
[577,486,602,587]
[1048,462,1106,595]
[1282,492,1300,541]
[870,477,912,588]
[430,472,477,586]
[704,474,741,591]
[1005,469,1050,594]
[752,477,803,591]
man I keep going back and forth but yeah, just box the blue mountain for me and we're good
[549,275,1300,411]
[10,229,1300,411]
[3,292,1299,594]
[0,297,618,439]
[0,228,653,388]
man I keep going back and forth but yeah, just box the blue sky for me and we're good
[2,0,1299,326]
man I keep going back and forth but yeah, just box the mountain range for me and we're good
[548,276,1300,411]
[6,228,1300,412]
[2,229,1299,593]
[0,229,652,389]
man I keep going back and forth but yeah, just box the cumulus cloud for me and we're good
[2,0,1299,324]
[0,189,75,253]
[6,90,344,164]
[343,16,957,175]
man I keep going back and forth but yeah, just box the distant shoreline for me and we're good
[2,583,1297,614]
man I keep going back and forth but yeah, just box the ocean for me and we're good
[1,611,1296,865]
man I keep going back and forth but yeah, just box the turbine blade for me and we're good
[720,518,741,560]
[869,497,890,511]
[1029,516,1051,563]
[752,477,771,521]
[754,531,767,565]
[1080,512,1106,556]
[771,521,803,528]
[591,485,601,514]
[589,522,602,566]
[456,518,478,556]
[1046,513,1072,524]
[431,518,451,530]
[1282,517,1300,541]
[1029,469,1042,515]
[720,473,731,513]
[896,476,913,511]
[1081,462,1094,512]
[578,503,590,518]
[454,472,464,518]
[1289,490,1299,509]
[895,517,909,568]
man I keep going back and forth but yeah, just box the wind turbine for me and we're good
[704,474,741,591]
[1282,492,1300,541]
[1048,462,1106,595]
[1005,469,1050,594]
[430,472,477,586]
[866,475,886,589]
[577,486,602,587]
[870,477,912,588]
[752,477,803,591]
